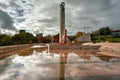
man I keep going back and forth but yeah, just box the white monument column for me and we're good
[59,2,65,43]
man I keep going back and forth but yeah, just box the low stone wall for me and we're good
[47,44,101,51]
[0,44,32,59]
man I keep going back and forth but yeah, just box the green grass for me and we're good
[93,36,120,42]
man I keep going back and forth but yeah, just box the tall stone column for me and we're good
[59,2,65,43]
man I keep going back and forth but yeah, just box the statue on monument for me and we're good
[60,2,65,9]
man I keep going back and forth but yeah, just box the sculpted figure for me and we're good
[60,2,65,9]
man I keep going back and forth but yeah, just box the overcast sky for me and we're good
[0,0,120,36]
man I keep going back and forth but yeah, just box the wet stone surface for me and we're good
[0,46,120,80]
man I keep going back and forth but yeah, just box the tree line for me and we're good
[0,32,35,46]
[0,26,119,46]
[91,26,120,42]
[0,32,60,46]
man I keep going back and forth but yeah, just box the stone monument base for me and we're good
[47,43,101,52]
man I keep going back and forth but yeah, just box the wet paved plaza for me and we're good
[0,45,120,80]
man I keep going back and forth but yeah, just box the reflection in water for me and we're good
[0,46,120,80]
[74,51,91,60]
[18,47,46,56]
[49,49,120,80]
[96,54,113,62]
[59,52,68,80]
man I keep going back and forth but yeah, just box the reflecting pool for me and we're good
[0,45,120,80]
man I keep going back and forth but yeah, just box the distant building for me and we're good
[19,30,26,34]
[111,30,120,36]
[36,33,43,43]
[36,33,43,37]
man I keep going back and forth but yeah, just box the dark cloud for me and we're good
[64,0,120,31]
[0,0,120,35]
[0,2,8,8]
[0,9,16,30]
[0,0,19,9]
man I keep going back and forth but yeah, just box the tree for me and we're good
[76,32,84,37]
[54,34,59,43]
[99,27,111,36]
[36,36,46,43]
[91,26,112,42]
[74,31,85,43]
[0,32,35,46]
[0,34,12,46]
[19,32,34,44]
[12,32,35,44]
[12,34,21,44]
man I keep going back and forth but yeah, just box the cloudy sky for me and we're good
[0,0,120,36]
